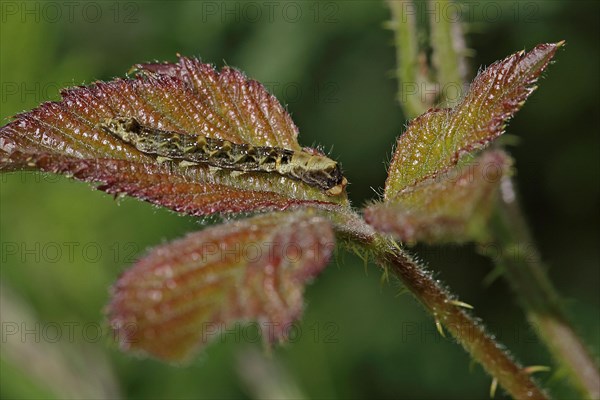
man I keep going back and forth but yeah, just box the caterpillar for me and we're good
[98,117,347,196]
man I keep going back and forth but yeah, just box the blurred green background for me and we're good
[1,1,598,399]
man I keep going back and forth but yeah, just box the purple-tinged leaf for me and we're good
[0,58,348,215]
[107,210,334,362]
[131,57,302,151]
[2,151,325,215]
[366,151,511,243]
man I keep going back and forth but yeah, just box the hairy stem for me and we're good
[487,178,600,399]
[331,210,548,400]
[386,0,430,118]
[428,0,468,107]
[387,0,596,395]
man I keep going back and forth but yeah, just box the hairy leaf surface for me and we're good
[107,210,335,362]
[385,42,562,198]
[371,43,562,242]
[0,57,348,214]
[366,151,511,242]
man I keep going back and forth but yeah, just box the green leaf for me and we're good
[384,42,563,199]
[107,210,335,362]
[366,150,511,243]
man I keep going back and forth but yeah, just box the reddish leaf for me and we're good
[4,151,324,214]
[385,42,563,198]
[369,43,562,243]
[131,57,302,151]
[107,210,335,362]
[0,57,348,215]
[366,151,511,243]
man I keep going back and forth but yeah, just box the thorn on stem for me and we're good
[524,365,551,375]
[435,318,445,338]
[482,266,504,286]
[380,265,390,284]
[489,377,498,398]
[395,286,409,298]
[449,300,474,309]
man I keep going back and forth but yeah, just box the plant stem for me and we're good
[487,178,600,399]
[385,0,598,396]
[428,0,468,107]
[386,0,430,119]
[331,210,548,400]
